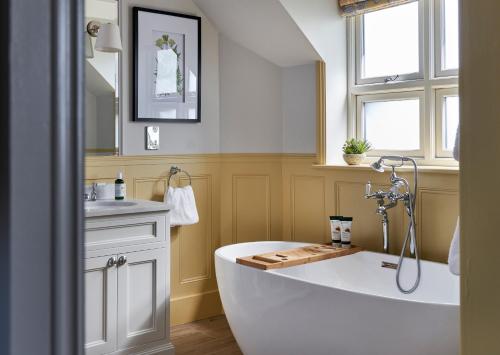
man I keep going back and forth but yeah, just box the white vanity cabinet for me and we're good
[85,255,118,355]
[84,201,174,355]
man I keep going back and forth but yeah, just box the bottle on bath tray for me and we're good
[115,171,126,200]
[341,217,353,249]
[329,216,343,248]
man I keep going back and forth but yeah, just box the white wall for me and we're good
[219,36,316,154]
[119,0,220,155]
[96,94,116,149]
[118,0,318,155]
[85,89,98,149]
[219,35,283,153]
[282,64,316,154]
[85,89,116,150]
[280,0,347,163]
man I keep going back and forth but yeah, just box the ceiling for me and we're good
[192,0,321,67]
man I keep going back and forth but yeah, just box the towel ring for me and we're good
[168,166,192,187]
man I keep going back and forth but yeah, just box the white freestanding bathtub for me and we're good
[215,241,460,355]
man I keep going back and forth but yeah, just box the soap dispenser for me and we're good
[115,171,126,200]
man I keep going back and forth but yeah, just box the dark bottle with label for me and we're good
[115,171,126,200]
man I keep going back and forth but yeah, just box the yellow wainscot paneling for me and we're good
[290,175,327,244]
[86,153,459,326]
[134,177,168,202]
[178,175,212,284]
[220,155,283,247]
[418,189,459,263]
[232,175,271,244]
[171,174,221,326]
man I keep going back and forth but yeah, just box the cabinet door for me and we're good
[117,248,167,350]
[85,255,117,355]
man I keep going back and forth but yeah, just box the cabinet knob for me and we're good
[117,255,127,266]
[107,256,117,267]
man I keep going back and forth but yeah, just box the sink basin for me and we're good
[85,200,138,210]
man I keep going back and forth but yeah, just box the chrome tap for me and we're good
[365,158,415,253]
[84,183,97,202]
[364,156,421,294]
[365,180,398,254]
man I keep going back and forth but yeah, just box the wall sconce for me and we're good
[86,20,122,53]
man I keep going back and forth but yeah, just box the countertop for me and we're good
[85,199,170,218]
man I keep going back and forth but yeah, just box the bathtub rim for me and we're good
[215,241,460,308]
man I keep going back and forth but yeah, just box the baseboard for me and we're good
[171,289,223,326]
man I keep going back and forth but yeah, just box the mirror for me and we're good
[85,0,120,155]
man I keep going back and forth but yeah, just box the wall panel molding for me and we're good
[134,177,168,201]
[290,175,326,243]
[232,175,271,244]
[417,188,459,262]
[178,174,213,285]
[86,153,459,326]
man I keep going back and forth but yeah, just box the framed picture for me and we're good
[133,7,201,122]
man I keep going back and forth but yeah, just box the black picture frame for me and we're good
[133,7,201,123]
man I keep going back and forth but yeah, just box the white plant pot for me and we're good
[343,153,366,166]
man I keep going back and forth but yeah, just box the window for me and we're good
[358,93,423,153]
[348,0,459,165]
[435,88,459,157]
[437,0,459,75]
[358,2,421,84]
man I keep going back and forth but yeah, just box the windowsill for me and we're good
[312,163,459,174]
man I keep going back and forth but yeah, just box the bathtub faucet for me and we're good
[364,156,422,294]
[365,176,410,255]
[364,182,397,253]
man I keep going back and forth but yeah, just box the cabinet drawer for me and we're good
[85,213,168,251]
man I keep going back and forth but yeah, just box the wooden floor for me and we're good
[171,315,242,355]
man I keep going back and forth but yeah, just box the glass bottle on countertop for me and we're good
[115,171,126,200]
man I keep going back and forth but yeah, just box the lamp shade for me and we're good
[95,23,122,53]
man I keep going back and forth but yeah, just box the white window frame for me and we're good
[355,0,425,85]
[357,91,425,157]
[347,0,459,166]
[435,87,459,158]
[434,0,459,77]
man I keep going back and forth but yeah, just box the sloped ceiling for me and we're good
[193,0,321,67]
[85,61,115,96]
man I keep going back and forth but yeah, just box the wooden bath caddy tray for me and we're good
[236,244,362,270]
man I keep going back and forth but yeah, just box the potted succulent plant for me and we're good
[342,139,371,165]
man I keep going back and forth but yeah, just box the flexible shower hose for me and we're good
[395,158,421,294]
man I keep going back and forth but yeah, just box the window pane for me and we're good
[362,2,419,79]
[443,0,459,70]
[443,96,459,151]
[363,99,420,150]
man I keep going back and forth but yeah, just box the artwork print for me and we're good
[134,8,201,122]
[153,31,185,101]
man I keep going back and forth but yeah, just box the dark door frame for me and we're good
[0,0,84,354]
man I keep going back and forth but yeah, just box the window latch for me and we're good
[384,74,400,83]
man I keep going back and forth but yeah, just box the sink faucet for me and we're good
[84,183,97,201]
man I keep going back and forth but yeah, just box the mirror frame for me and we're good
[85,0,121,156]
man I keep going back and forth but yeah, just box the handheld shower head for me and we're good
[370,159,384,173]
[371,156,410,173]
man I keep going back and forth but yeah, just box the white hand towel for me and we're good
[164,185,199,227]
[448,218,460,275]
